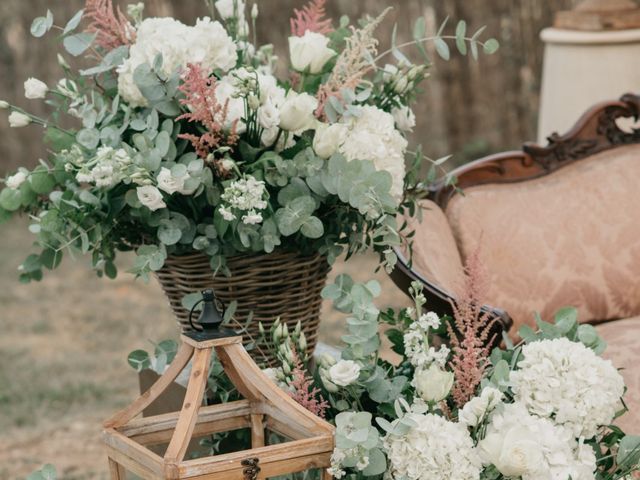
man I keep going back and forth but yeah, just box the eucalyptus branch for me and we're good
[375,35,495,64]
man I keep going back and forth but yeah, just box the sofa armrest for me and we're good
[391,199,513,335]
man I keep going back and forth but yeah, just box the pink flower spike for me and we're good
[84,0,136,51]
[290,0,333,37]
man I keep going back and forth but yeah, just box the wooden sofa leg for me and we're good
[108,458,126,479]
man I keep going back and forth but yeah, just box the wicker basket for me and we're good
[155,251,330,361]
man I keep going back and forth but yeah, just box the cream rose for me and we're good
[5,171,27,190]
[289,31,336,74]
[313,122,347,158]
[257,97,280,130]
[8,112,31,128]
[24,78,48,100]
[478,424,545,477]
[156,167,195,195]
[137,185,166,211]
[279,91,318,132]
[328,360,361,387]
[413,364,454,403]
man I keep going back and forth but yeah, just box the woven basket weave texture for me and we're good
[155,251,330,361]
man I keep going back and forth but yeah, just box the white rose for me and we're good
[391,105,416,132]
[328,360,361,387]
[24,78,48,99]
[8,111,31,128]
[413,364,454,403]
[156,167,186,195]
[289,31,336,74]
[215,0,245,19]
[279,91,318,132]
[5,171,27,190]
[0,100,9,109]
[478,425,545,477]
[313,122,347,158]
[257,97,280,130]
[458,387,503,427]
[137,185,166,211]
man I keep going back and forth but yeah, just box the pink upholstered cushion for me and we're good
[401,199,465,295]
[445,144,640,332]
[597,316,640,434]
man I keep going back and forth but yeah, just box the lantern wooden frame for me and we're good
[103,334,335,479]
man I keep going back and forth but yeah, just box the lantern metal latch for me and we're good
[241,457,260,480]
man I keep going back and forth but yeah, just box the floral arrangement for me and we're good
[258,260,640,480]
[0,0,499,281]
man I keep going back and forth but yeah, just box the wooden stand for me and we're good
[103,335,334,479]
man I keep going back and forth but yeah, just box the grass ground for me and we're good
[0,217,408,479]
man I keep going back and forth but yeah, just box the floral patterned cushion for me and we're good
[445,144,640,331]
[596,317,640,434]
[401,199,465,295]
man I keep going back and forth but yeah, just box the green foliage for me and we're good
[27,465,56,480]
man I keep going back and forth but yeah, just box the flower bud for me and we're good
[320,371,339,393]
[8,111,31,128]
[258,322,265,337]
[24,78,48,100]
[248,94,260,110]
[318,353,337,369]
[414,364,454,403]
[0,101,9,110]
[251,3,258,19]
[282,362,291,375]
[57,54,70,69]
[281,323,289,339]
[298,332,307,353]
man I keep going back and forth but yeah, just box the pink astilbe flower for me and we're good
[84,0,136,51]
[290,0,333,37]
[176,63,239,160]
[315,9,389,119]
[289,352,329,419]
[447,245,497,409]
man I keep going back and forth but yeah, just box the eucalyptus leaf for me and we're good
[63,32,97,56]
[63,9,84,35]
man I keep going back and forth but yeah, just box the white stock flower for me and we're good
[136,185,166,211]
[8,111,31,128]
[288,31,336,74]
[384,413,481,480]
[413,363,454,403]
[215,0,245,19]
[339,106,407,201]
[156,167,195,195]
[24,78,48,99]
[242,210,263,225]
[478,403,597,480]
[279,91,318,132]
[313,122,347,159]
[328,360,360,387]
[458,386,503,427]
[392,105,416,132]
[118,17,237,106]
[511,337,625,438]
[219,206,236,221]
[5,170,27,190]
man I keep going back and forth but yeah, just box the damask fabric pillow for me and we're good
[445,144,640,332]
[597,316,640,434]
[400,199,465,296]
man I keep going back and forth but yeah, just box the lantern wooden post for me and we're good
[103,334,335,479]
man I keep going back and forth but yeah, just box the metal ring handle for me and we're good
[188,298,205,331]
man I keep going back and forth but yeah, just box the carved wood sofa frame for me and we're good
[391,93,640,332]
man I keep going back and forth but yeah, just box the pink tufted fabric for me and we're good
[597,317,640,434]
[445,144,640,332]
[401,199,465,296]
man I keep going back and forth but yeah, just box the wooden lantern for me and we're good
[103,334,335,479]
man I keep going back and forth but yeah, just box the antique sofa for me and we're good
[392,93,640,433]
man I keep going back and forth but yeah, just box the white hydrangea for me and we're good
[458,386,503,427]
[339,105,407,201]
[219,176,268,225]
[478,403,597,480]
[118,17,237,106]
[511,338,625,438]
[384,413,482,480]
